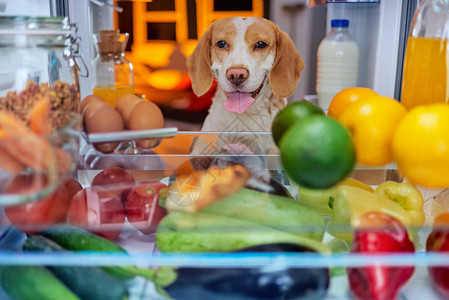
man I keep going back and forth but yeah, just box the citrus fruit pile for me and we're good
[274,88,449,189]
[331,88,449,188]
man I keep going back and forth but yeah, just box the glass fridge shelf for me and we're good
[309,0,380,6]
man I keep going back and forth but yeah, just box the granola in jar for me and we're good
[0,80,79,129]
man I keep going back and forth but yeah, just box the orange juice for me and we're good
[401,37,449,110]
[93,85,134,108]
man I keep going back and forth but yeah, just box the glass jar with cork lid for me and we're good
[93,29,134,108]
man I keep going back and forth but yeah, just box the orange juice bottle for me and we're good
[401,37,448,110]
[93,85,134,108]
[401,0,449,110]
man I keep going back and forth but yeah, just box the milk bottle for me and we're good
[316,19,360,109]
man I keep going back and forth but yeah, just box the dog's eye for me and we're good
[216,41,228,49]
[254,41,268,49]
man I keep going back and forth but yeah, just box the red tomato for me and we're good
[66,186,125,240]
[124,181,167,234]
[91,167,135,201]
[4,174,69,234]
[63,177,83,200]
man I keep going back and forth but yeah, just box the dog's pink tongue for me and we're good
[224,92,255,114]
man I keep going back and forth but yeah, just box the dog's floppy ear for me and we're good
[187,28,214,97]
[269,27,305,99]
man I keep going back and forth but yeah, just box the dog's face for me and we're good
[209,18,276,95]
[187,17,304,113]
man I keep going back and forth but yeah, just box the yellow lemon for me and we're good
[392,103,449,188]
[338,95,406,166]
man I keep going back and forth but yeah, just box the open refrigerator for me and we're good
[1,0,449,300]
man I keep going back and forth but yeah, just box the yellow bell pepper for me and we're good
[328,185,412,241]
[298,177,374,216]
[374,181,425,229]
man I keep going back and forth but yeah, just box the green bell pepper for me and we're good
[298,177,374,216]
[328,185,412,241]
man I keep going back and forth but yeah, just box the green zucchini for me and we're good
[41,225,176,287]
[202,188,325,241]
[156,210,331,254]
[23,235,129,300]
[0,265,80,300]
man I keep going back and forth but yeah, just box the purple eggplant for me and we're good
[165,243,330,300]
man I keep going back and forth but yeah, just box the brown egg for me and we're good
[83,99,109,121]
[85,106,124,153]
[85,105,124,133]
[115,94,140,115]
[81,94,105,112]
[128,101,164,149]
[122,97,143,128]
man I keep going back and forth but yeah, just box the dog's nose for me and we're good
[226,67,249,86]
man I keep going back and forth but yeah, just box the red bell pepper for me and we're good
[427,212,449,298]
[347,212,415,300]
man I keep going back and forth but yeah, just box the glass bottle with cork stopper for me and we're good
[93,29,134,108]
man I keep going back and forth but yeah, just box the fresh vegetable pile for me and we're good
[0,225,176,300]
[0,166,174,300]
[156,164,332,299]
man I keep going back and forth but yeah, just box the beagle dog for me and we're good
[187,17,304,133]
[187,17,304,183]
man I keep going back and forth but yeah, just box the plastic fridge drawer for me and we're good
[0,131,447,300]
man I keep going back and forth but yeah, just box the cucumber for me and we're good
[41,225,176,287]
[202,188,325,241]
[41,225,134,280]
[23,235,129,300]
[0,265,80,300]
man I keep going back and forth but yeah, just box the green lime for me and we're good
[280,115,356,189]
[272,100,323,146]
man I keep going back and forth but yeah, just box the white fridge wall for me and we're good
[271,0,327,102]
[0,0,50,16]
[372,0,403,98]
[326,3,380,92]
[325,1,404,98]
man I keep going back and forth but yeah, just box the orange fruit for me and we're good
[338,95,406,166]
[392,104,449,188]
[327,87,378,119]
